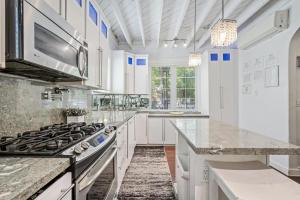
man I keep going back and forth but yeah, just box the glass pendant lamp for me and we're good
[188,0,201,66]
[211,0,237,47]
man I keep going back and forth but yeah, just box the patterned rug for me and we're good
[117,147,176,200]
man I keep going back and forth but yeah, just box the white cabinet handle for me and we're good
[220,86,224,109]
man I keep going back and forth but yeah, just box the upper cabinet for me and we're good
[135,55,149,94]
[66,0,85,35]
[127,53,135,94]
[100,20,111,91]
[44,0,66,18]
[0,0,5,69]
[111,51,149,94]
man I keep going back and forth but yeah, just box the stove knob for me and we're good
[73,145,83,154]
[105,128,111,134]
[81,141,90,150]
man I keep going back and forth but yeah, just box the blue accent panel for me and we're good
[136,58,146,66]
[223,53,231,61]
[210,53,218,61]
[101,21,108,38]
[128,57,133,65]
[89,2,98,25]
[75,0,82,6]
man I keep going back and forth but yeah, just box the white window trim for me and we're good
[150,65,199,111]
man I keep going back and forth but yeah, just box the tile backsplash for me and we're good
[0,76,92,137]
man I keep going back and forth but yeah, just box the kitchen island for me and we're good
[171,118,300,200]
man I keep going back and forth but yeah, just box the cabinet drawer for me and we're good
[36,172,72,200]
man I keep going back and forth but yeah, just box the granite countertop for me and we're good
[0,157,71,200]
[90,111,136,127]
[171,118,300,155]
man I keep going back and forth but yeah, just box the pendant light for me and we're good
[211,0,237,47]
[188,0,201,67]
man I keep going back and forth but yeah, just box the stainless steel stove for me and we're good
[0,122,118,200]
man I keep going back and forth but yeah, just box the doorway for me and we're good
[289,28,300,176]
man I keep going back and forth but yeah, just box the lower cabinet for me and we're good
[127,116,136,163]
[35,172,72,200]
[147,117,176,145]
[116,117,136,190]
[148,118,164,144]
[117,123,128,188]
[135,113,148,145]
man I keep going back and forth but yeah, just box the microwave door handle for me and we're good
[79,147,117,191]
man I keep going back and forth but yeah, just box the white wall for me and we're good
[238,0,300,174]
[128,44,190,67]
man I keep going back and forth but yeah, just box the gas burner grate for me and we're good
[0,122,105,155]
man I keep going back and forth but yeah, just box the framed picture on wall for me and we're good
[264,65,279,87]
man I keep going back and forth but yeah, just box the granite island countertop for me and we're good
[171,118,300,155]
[0,157,71,200]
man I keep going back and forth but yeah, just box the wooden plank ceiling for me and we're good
[96,0,271,50]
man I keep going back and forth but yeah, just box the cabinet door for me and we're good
[44,0,61,15]
[100,20,110,90]
[127,53,135,94]
[208,56,221,121]
[66,0,85,35]
[36,172,72,200]
[220,51,238,126]
[164,119,176,145]
[135,113,148,144]
[0,0,5,69]
[85,0,100,88]
[148,117,163,144]
[127,117,135,161]
[134,55,149,94]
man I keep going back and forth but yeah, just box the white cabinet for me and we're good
[127,53,135,94]
[0,0,5,69]
[112,52,149,94]
[134,55,149,94]
[44,0,66,18]
[112,50,127,93]
[66,0,85,35]
[135,113,148,144]
[148,117,164,144]
[99,19,111,91]
[85,0,101,88]
[117,123,128,188]
[36,172,72,200]
[148,117,176,145]
[164,119,177,145]
[200,49,238,126]
[127,117,136,162]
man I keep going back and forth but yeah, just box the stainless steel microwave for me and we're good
[3,0,88,82]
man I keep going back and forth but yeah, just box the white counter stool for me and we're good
[207,160,300,200]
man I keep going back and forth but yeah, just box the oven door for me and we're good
[23,0,88,79]
[76,143,118,200]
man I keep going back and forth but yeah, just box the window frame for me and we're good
[150,66,198,111]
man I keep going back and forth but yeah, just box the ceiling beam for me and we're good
[186,0,218,47]
[197,0,271,49]
[154,0,164,48]
[111,0,133,48]
[135,0,146,47]
[171,0,190,42]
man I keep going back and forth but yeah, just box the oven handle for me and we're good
[79,147,117,191]
[57,183,74,200]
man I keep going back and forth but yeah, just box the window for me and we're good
[89,2,98,25]
[75,0,82,7]
[176,67,196,109]
[151,66,196,110]
[136,58,147,65]
[151,67,171,109]
[101,21,107,38]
